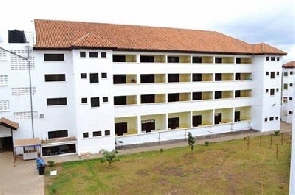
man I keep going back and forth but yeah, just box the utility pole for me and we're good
[0,46,35,138]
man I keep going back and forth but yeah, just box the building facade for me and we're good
[281,61,295,123]
[0,19,287,156]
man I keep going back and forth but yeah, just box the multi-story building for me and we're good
[281,61,295,123]
[0,19,287,156]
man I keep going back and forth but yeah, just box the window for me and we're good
[192,74,202,81]
[44,54,64,61]
[193,92,202,100]
[275,117,278,120]
[101,52,107,58]
[270,72,275,78]
[140,55,154,63]
[113,55,126,62]
[168,117,179,129]
[83,132,89,138]
[81,98,87,104]
[47,98,67,106]
[269,117,274,121]
[290,83,293,87]
[101,73,107,79]
[284,72,288,76]
[193,115,202,126]
[140,74,154,83]
[236,58,241,64]
[266,89,269,93]
[114,96,126,105]
[0,75,8,85]
[80,52,86,58]
[48,130,68,139]
[271,57,275,61]
[93,131,102,137]
[277,57,280,61]
[283,97,288,103]
[168,56,179,63]
[289,97,293,101]
[266,57,269,61]
[44,74,66,82]
[289,111,293,115]
[192,57,202,63]
[270,89,275,95]
[81,73,87,79]
[266,72,269,76]
[89,52,98,58]
[284,84,288,90]
[215,73,222,81]
[89,73,99,83]
[277,72,279,76]
[91,97,100,107]
[105,130,110,136]
[215,57,222,64]
[168,93,179,102]
[264,118,268,122]
[276,88,279,92]
[168,74,179,83]
[0,100,9,111]
[141,94,155,103]
[103,97,108,102]
[215,91,222,99]
[113,75,126,84]
[291,71,293,75]
[235,90,241,98]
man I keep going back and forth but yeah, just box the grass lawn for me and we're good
[45,133,291,195]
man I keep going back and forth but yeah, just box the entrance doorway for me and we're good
[0,137,13,152]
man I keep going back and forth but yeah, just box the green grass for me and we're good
[45,133,291,195]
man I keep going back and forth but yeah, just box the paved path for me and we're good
[47,122,292,163]
[0,152,44,195]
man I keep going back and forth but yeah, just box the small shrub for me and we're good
[100,149,119,168]
[160,148,164,153]
[47,161,55,167]
[188,132,196,151]
[205,141,209,146]
[274,130,280,136]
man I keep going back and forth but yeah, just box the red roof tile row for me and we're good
[34,19,287,55]
[283,61,295,68]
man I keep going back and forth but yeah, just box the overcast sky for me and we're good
[1,0,294,62]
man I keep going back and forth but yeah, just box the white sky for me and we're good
[0,0,294,61]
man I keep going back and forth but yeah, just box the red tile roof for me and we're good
[283,61,295,68]
[34,19,287,55]
[0,117,19,130]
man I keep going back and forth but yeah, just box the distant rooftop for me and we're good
[283,61,295,68]
[34,19,287,55]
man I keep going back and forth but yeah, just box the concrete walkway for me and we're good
[0,152,44,195]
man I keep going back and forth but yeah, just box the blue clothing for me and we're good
[36,157,45,170]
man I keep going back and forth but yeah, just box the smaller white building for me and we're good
[281,61,295,123]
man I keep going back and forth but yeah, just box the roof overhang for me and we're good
[14,138,41,148]
[0,117,19,130]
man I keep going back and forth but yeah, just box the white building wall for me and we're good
[251,55,282,131]
[281,68,294,123]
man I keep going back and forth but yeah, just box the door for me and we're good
[168,117,179,129]
[141,119,155,133]
[193,115,202,127]
[214,113,222,125]
[115,122,128,136]
[235,111,241,122]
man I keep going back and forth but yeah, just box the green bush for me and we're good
[205,141,209,146]
[274,130,280,136]
[47,160,55,167]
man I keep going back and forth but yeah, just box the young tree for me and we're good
[188,132,196,151]
[100,149,119,168]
